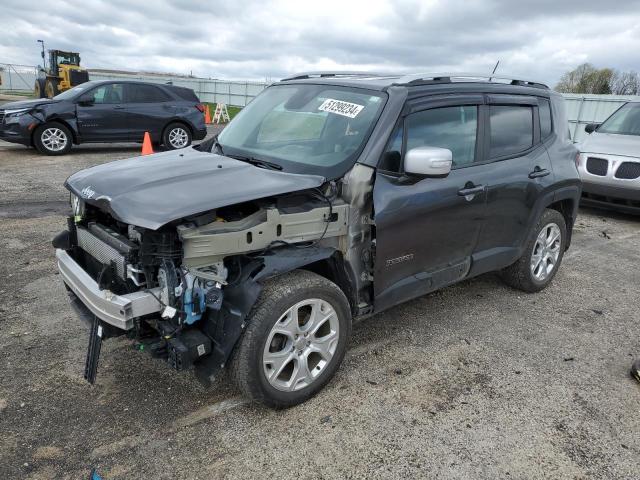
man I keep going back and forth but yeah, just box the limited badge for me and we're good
[318,99,365,118]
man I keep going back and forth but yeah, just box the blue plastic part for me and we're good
[183,286,206,324]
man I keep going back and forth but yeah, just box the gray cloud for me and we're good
[1,0,639,85]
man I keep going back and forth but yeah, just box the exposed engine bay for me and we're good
[58,163,375,384]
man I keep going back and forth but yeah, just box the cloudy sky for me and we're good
[1,0,639,85]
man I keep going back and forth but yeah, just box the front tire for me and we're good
[34,78,46,98]
[33,122,72,156]
[163,122,192,150]
[231,270,352,408]
[500,208,567,293]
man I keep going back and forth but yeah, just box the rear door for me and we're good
[76,83,129,141]
[373,96,490,311]
[124,84,174,142]
[470,95,554,274]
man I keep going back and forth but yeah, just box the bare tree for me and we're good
[556,63,613,94]
[556,63,640,95]
[611,71,640,95]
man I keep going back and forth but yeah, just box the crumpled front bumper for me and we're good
[56,249,162,330]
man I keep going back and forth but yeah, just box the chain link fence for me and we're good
[0,63,39,94]
[87,71,268,106]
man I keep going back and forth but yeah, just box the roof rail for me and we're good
[393,72,549,89]
[281,71,388,81]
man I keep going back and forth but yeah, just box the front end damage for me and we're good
[55,164,376,385]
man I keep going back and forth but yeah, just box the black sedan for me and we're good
[0,80,208,155]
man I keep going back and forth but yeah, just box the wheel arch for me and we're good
[548,186,581,249]
[193,246,356,385]
[547,198,576,249]
[162,118,194,139]
[31,118,78,146]
[254,246,356,314]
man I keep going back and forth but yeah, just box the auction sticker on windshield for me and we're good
[318,99,365,118]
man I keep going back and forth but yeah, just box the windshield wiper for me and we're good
[227,154,283,171]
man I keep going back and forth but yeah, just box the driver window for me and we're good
[379,105,478,173]
[405,106,478,168]
[89,84,124,104]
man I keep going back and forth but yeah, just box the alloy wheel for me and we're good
[263,298,340,392]
[41,128,68,152]
[530,222,561,281]
[168,127,189,148]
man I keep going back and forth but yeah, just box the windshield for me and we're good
[216,84,386,178]
[53,83,95,101]
[598,102,640,136]
[54,52,80,65]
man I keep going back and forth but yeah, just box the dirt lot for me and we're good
[0,134,639,479]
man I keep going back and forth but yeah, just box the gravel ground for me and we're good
[0,133,639,479]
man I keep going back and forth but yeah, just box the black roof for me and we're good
[79,79,183,87]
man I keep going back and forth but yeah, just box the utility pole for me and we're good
[37,39,46,70]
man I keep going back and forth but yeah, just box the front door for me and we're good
[76,83,129,142]
[373,99,489,311]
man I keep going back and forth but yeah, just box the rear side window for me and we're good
[128,85,171,103]
[539,98,553,139]
[170,87,200,102]
[405,106,478,168]
[489,106,533,158]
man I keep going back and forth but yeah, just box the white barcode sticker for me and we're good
[318,99,365,118]
[197,344,206,356]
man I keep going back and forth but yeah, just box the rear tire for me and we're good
[44,78,59,98]
[500,208,567,293]
[162,122,192,150]
[33,122,72,156]
[231,270,351,408]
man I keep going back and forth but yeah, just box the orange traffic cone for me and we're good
[141,132,154,156]
[205,104,212,124]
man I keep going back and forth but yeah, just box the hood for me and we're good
[65,148,325,230]
[579,131,640,159]
[0,98,59,110]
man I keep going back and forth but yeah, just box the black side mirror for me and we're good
[77,94,94,106]
[584,123,600,134]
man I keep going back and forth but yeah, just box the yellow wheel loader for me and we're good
[34,50,89,98]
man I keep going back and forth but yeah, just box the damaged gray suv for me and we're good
[54,72,581,407]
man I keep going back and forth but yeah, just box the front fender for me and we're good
[193,246,339,384]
